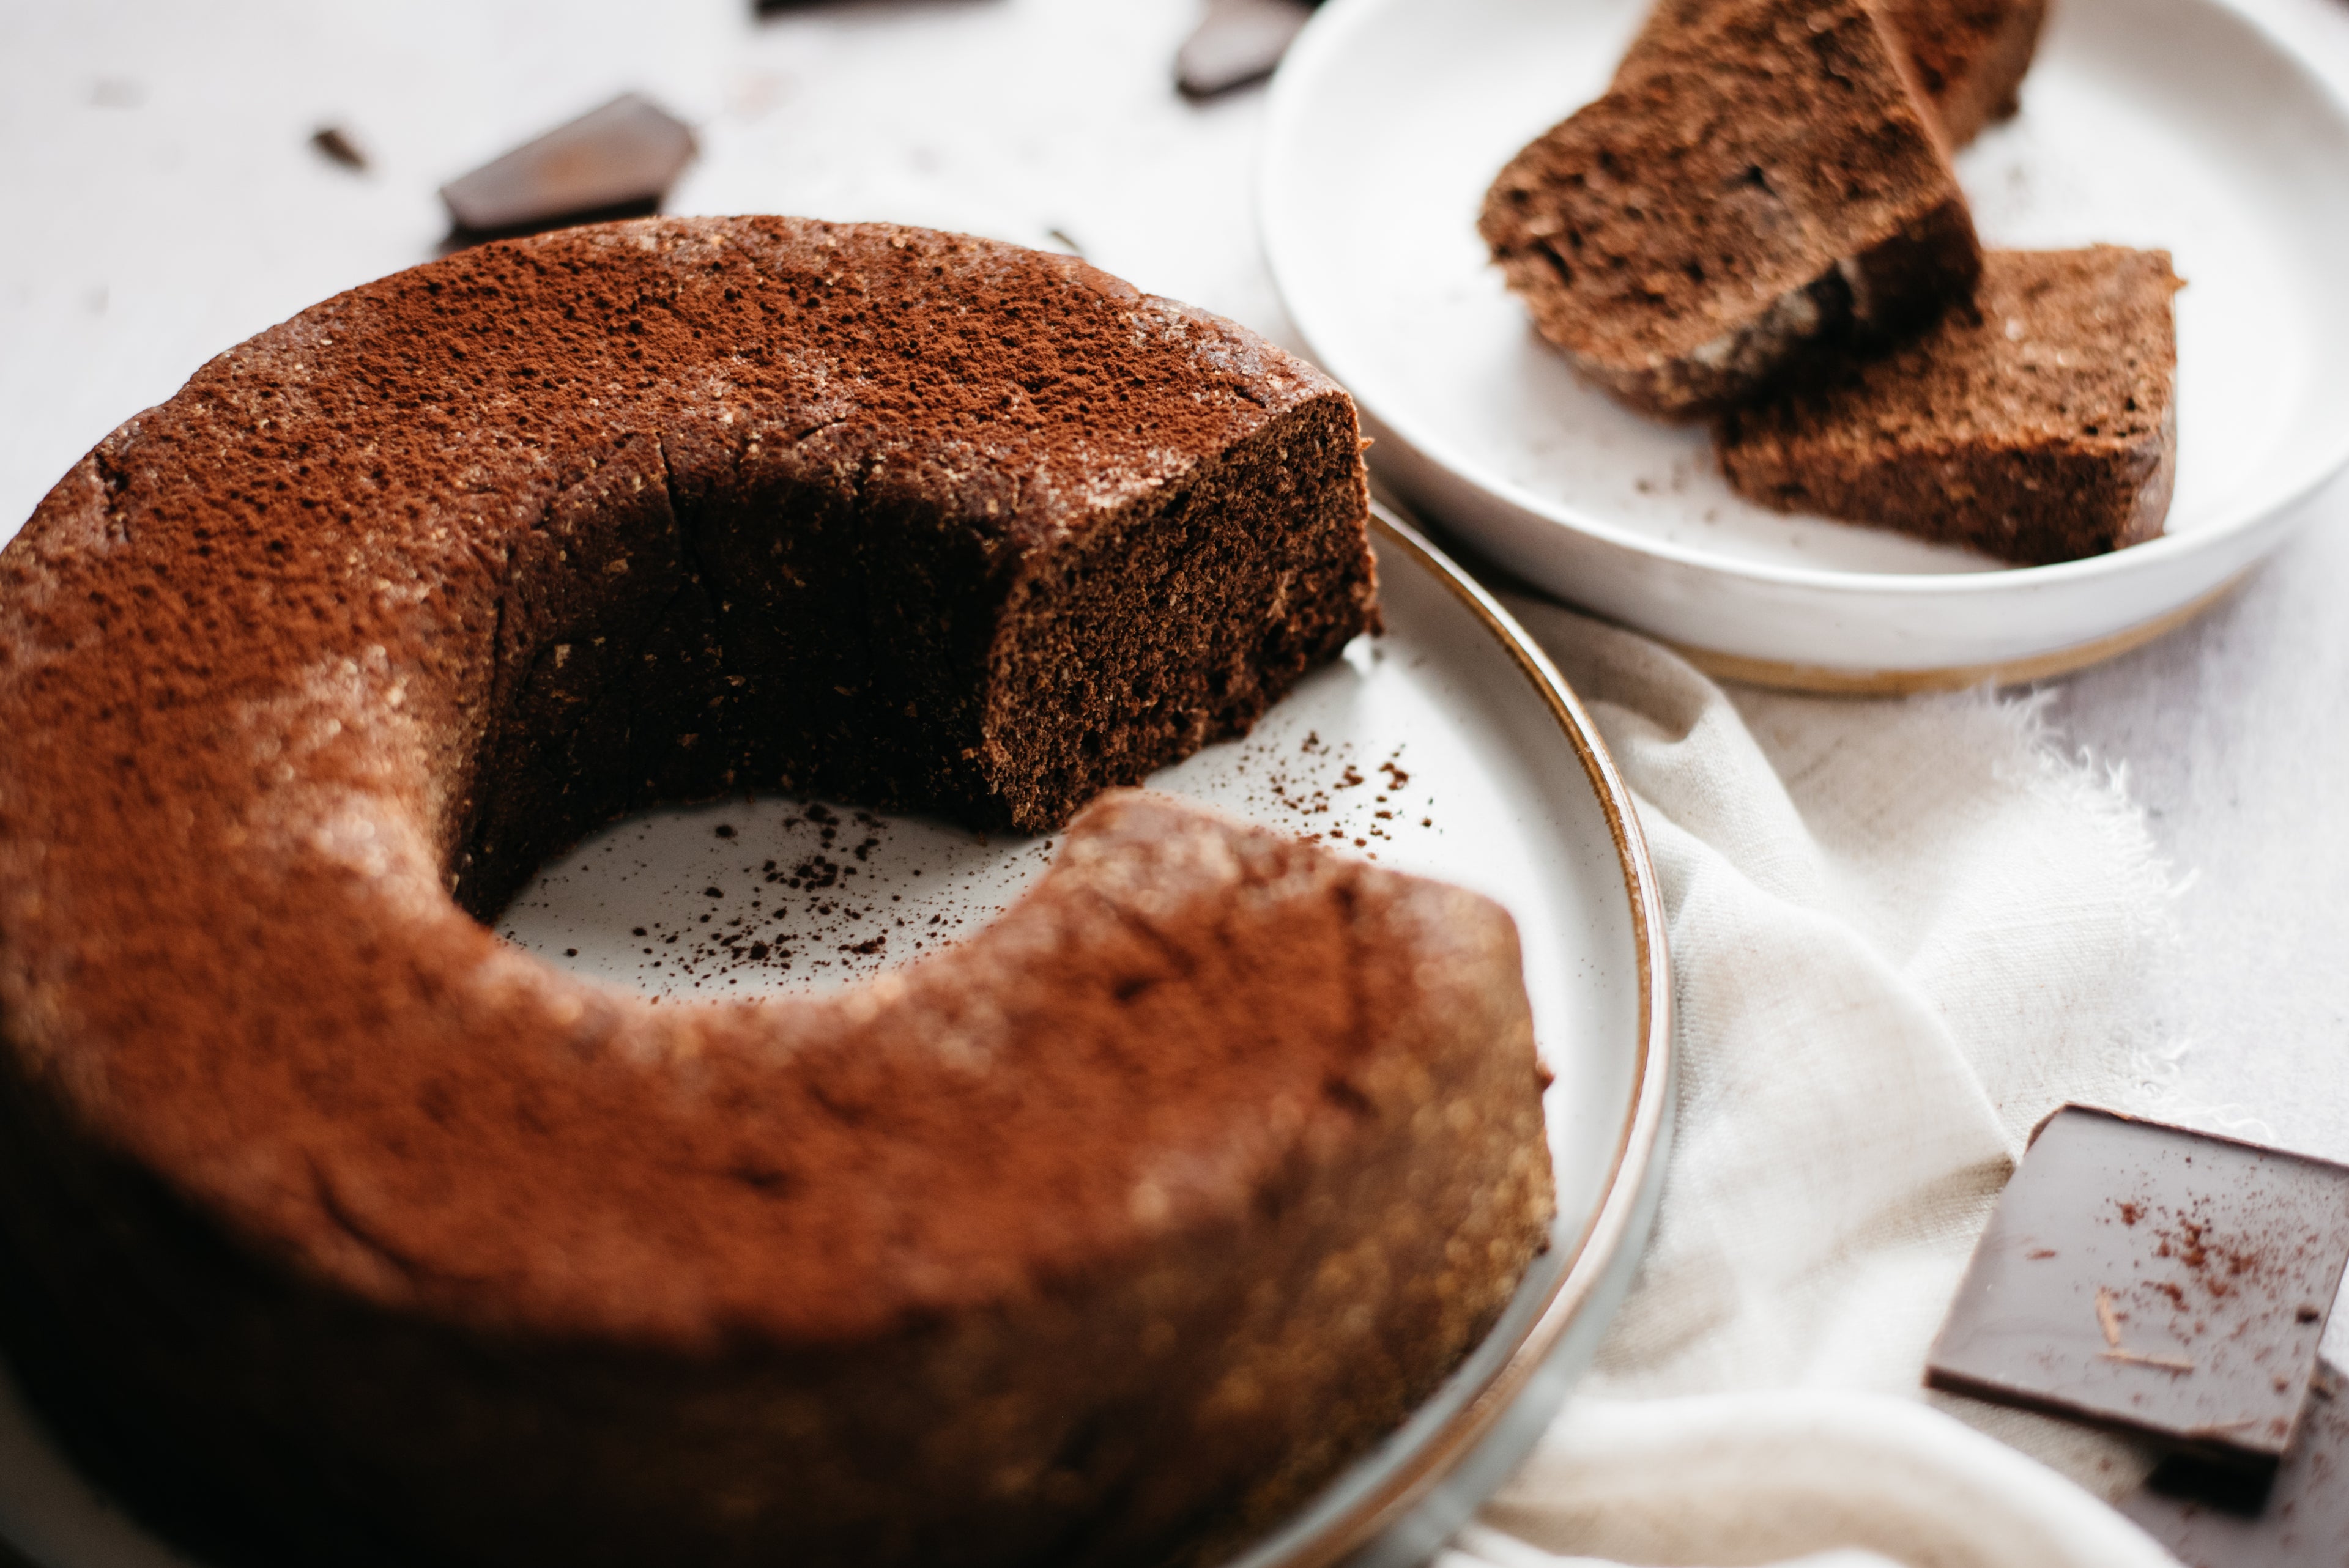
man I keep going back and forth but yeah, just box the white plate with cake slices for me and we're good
[1262,0,2349,689]
[0,509,1672,1568]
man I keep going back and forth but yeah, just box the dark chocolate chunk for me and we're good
[310,125,368,172]
[2122,1362,2349,1566]
[1926,1106,2349,1470]
[1176,0,1316,98]
[750,0,987,13]
[440,94,696,242]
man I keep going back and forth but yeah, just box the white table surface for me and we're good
[2,0,2347,1215]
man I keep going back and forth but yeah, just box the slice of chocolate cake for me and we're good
[1716,246,2183,564]
[1885,0,2047,147]
[1480,0,1981,420]
[1620,0,2048,149]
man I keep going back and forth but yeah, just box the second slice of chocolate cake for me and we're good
[1619,0,2049,150]
[1717,247,2183,564]
[1480,0,1980,419]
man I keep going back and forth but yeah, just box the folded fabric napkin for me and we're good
[1460,597,2188,1567]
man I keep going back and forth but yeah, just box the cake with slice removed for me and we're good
[0,216,1556,1568]
[1480,0,1981,419]
[1619,0,2048,149]
[1716,246,2182,564]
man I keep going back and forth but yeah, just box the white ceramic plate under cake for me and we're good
[0,510,1672,1568]
[1264,0,2349,689]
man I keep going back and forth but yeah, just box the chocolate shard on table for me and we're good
[439,94,695,243]
[310,124,368,172]
[1176,0,1318,98]
[2121,1362,2349,1567]
[1926,1105,2349,1471]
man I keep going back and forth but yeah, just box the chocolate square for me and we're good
[1926,1106,2349,1469]
[440,94,696,242]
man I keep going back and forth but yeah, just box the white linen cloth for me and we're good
[1452,597,2189,1568]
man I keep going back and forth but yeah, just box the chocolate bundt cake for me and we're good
[0,218,1557,1567]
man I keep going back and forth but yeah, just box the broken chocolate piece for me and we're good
[1926,1106,2349,1470]
[310,125,368,172]
[2121,1362,2349,1567]
[1176,0,1317,98]
[440,94,695,242]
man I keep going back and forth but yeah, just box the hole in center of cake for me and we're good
[494,795,1056,998]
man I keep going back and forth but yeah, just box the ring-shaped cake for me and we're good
[0,217,1554,1567]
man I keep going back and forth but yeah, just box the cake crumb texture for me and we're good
[1480,0,1981,418]
[1622,0,2049,149]
[1716,245,2183,564]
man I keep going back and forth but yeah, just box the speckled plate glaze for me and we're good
[0,508,1672,1568]
[1264,0,2349,689]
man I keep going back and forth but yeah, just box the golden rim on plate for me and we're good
[1252,508,1675,1568]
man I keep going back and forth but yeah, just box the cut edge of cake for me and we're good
[1714,245,2184,564]
[1480,0,1981,420]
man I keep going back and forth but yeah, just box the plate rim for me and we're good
[1261,0,2349,602]
[1226,507,1675,1568]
